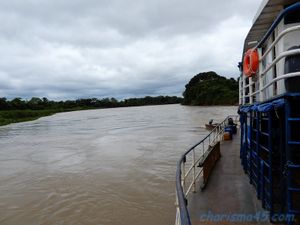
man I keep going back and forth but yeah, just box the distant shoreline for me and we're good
[0,104,179,127]
[0,109,65,127]
[0,103,239,127]
[0,96,183,126]
[182,104,238,107]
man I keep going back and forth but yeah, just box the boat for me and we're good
[204,123,218,130]
[205,120,219,130]
[175,1,300,224]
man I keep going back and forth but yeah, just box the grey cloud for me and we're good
[0,0,262,99]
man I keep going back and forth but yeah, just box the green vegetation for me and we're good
[0,96,183,126]
[0,109,62,126]
[182,71,238,105]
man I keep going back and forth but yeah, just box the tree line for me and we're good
[182,71,238,105]
[0,96,183,111]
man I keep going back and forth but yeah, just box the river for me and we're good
[0,104,237,225]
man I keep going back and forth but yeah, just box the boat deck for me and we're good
[187,130,271,225]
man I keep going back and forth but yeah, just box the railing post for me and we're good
[175,189,180,225]
[192,149,196,192]
[258,48,264,102]
[220,122,224,141]
[242,74,246,104]
[249,76,253,104]
[181,158,186,194]
[218,124,221,142]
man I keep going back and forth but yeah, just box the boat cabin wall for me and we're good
[262,32,277,101]
[261,17,300,100]
[240,5,300,106]
[277,13,300,94]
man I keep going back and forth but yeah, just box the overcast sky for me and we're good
[0,0,262,100]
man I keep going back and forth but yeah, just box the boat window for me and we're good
[284,5,300,24]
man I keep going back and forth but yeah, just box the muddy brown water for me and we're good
[0,104,237,225]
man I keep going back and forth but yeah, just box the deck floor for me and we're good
[188,131,271,225]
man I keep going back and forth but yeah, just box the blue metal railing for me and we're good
[241,2,300,105]
[256,2,300,49]
[175,115,238,225]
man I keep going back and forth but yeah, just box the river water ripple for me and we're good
[0,104,237,225]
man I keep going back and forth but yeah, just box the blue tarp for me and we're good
[239,99,285,113]
[239,105,251,113]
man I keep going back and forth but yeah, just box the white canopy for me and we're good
[243,0,298,53]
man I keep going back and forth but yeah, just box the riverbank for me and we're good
[0,103,182,127]
[0,107,109,126]
[0,109,63,126]
[0,96,182,126]
[0,96,183,126]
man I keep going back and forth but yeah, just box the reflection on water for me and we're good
[0,104,237,225]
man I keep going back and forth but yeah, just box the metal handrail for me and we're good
[250,71,300,98]
[255,2,300,49]
[260,25,300,61]
[241,2,300,104]
[175,115,239,225]
[261,49,300,76]
[247,48,300,99]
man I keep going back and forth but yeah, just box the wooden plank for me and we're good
[200,142,221,189]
